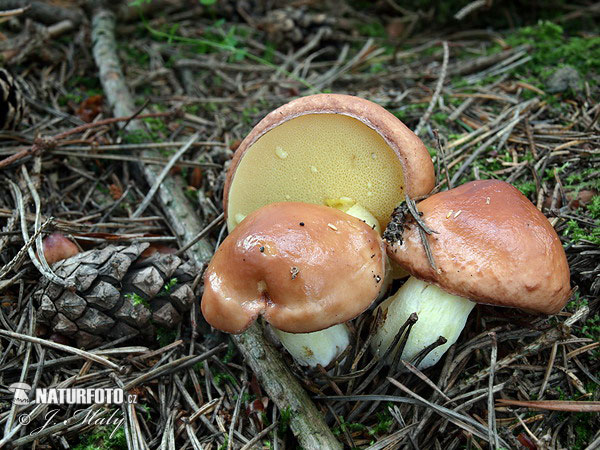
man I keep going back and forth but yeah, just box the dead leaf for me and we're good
[76,95,103,123]
[108,183,123,200]
[189,167,203,189]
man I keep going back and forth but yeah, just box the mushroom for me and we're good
[223,93,434,233]
[202,202,385,367]
[373,180,572,369]
[42,233,80,265]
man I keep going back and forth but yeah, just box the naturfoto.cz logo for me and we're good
[9,383,138,406]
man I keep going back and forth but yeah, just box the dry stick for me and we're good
[433,129,452,189]
[487,332,499,450]
[9,180,72,288]
[132,132,200,218]
[21,165,61,281]
[387,381,500,447]
[50,150,221,169]
[496,399,600,413]
[0,5,29,17]
[0,0,82,24]
[450,100,536,185]
[91,7,342,449]
[0,328,120,370]
[453,0,487,20]
[400,360,452,403]
[175,213,224,257]
[538,341,558,399]
[410,336,447,368]
[414,41,449,136]
[228,384,246,450]
[585,432,600,450]
[239,423,278,450]
[357,313,418,394]
[0,218,50,281]
[0,111,174,170]
[3,310,33,436]
[92,7,213,263]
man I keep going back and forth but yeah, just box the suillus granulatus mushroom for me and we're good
[201,202,385,367]
[373,180,572,369]
[42,233,80,265]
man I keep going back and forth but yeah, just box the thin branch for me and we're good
[415,41,450,136]
[132,132,200,218]
[487,332,499,449]
[9,180,72,288]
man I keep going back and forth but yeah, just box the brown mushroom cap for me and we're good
[224,94,434,231]
[387,180,571,314]
[42,233,80,265]
[202,202,385,334]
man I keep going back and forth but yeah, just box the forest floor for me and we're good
[0,1,598,449]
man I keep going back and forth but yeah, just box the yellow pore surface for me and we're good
[227,114,405,231]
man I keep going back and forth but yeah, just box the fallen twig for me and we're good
[415,41,449,136]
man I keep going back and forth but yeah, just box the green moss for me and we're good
[160,277,178,295]
[357,22,387,38]
[566,292,588,312]
[213,371,236,387]
[506,21,599,76]
[222,341,236,363]
[124,292,149,309]
[431,112,449,123]
[73,426,126,450]
[155,326,177,347]
[587,196,600,219]
[279,406,292,434]
[516,181,537,197]
[563,219,600,245]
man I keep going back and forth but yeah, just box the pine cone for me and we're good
[259,7,334,45]
[0,69,25,130]
[33,242,198,349]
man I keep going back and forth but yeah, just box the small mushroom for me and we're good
[374,180,571,369]
[202,202,385,367]
[223,93,435,233]
[42,233,80,265]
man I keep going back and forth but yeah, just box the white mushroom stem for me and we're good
[372,276,475,369]
[344,203,381,234]
[272,325,350,368]
[269,202,380,368]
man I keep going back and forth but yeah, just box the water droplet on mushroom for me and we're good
[275,146,288,159]
[367,181,373,189]
[310,166,318,173]
[285,195,291,200]
[367,191,373,197]
[235,213,246,224]
[371,153,377,160]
